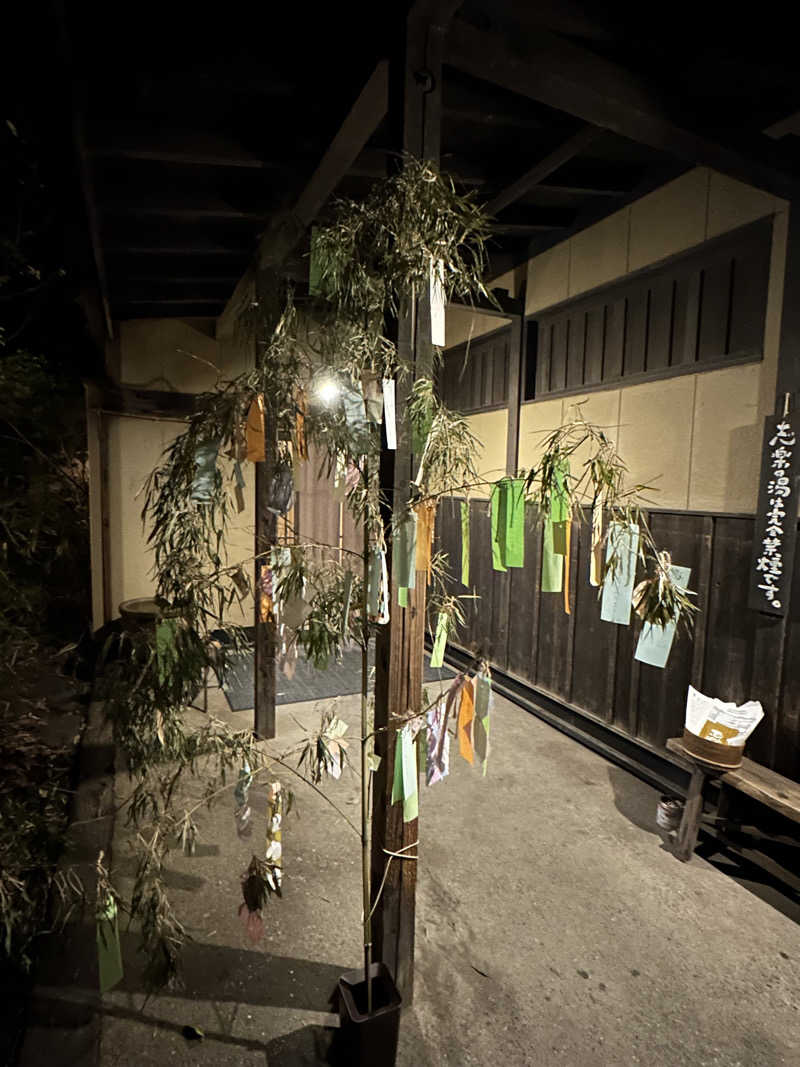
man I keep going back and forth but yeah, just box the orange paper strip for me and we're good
[414,501,437,583]
[563,519,572,615]
[245,395,266,463]
[457,678,475,765]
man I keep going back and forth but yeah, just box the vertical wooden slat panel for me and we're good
[603,297,626,380]
[584,306,605,385]
[728,240,770,356]
[481,343,493,407]
[550,317,569,392]
[506,505,540,680]
[646,277,675,372]
[676,268,702,365]
[535,520,577,700]
[623,286,648,375]
[536,320,552,397]
[776,532,800,782]
[566,309,587,389]
[702,515,756,708]
[570,512,618,721]
[698,257,733,362]
[493,336,509,406]
[635,514,705,747]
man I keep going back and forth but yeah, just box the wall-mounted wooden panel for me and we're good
[526,217,772,400]
[438,502,800,785]
[440,325,511,413]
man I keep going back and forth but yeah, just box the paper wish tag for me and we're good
[634,565,691,669]
[426,696,450,787]
[429,257,446,347]
[429,612,449,669]
[382,379,396,449]
[391,725,419,821]
[600,521,640,625]
[97,896,124,994]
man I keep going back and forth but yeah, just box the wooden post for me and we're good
[253,269,283,740]
[370,5,447,1005]
[673,764,708,861]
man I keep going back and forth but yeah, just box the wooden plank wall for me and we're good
[437,499,800,784]
[532,217,771,399]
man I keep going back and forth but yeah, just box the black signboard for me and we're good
[749,412,800,616]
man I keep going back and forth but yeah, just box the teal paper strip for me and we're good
[97,898,123,994]
[490,481,507,572]
[504,479,526,568]
[600,522,640,625]
[541,519,563,592]
[634,565,692,668]
[393,513,417,590]
[401,727,419,822]
[430,613,448,668]
[191,439,220,502]
[460,501,470,586]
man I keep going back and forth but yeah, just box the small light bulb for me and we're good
[317,379,340,405]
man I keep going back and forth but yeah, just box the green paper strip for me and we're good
[401,727,418,822]
[460,500,470,586]
[550,458,570,524]
[398,586,408,608]
[430,612,448,668]
[97,898,123,994]
[504,479,526,568]
[391,734,404,805]
[490,482,507,572]
[417,729,427,780]
[634,565,691,668]
[393,514,417,590]
[541,520,563,593]
[552,520,568,556]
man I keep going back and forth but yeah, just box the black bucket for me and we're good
[335,961,401,1066]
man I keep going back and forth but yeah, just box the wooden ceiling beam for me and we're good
[446,19,800,202]
[486,124,601,215]
[89,129,293,171]
[219,58,390,334]
[106,243,250,257]
[101,200,269,222]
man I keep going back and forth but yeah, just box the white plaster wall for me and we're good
[516,168,788,514]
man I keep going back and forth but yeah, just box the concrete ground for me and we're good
[24,678,800,1066]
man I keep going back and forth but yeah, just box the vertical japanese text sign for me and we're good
[749,412,799,615]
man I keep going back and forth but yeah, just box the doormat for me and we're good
[219,644,455,712]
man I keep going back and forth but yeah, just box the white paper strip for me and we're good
[430,258,446,347]
[382,379,396,449]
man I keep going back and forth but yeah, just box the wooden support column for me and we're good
[505,287,526,476]
[253,270,283,740]
[370,4,449,1004]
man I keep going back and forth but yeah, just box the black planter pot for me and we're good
[335,961,401,1066]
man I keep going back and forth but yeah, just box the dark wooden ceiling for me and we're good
[14,1,800,326]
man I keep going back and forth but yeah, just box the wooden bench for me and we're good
[665,737,800,863]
